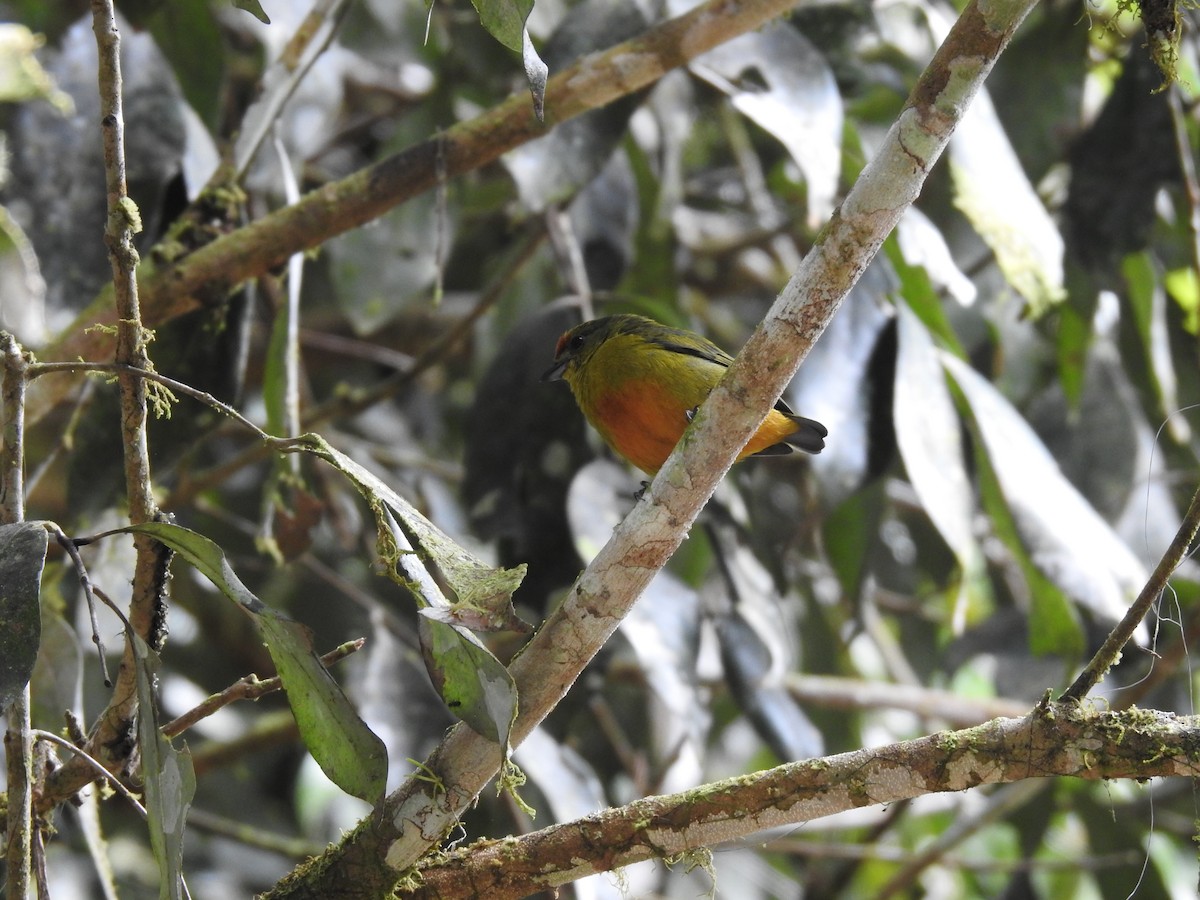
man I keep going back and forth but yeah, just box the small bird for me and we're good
[541,313,826,475]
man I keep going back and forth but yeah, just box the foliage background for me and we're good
[1,0,1199,897]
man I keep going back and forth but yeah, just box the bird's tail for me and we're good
[785,415,827,454]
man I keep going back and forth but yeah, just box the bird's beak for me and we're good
[541,358,568,382]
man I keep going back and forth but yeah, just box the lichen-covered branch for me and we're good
[41,0,175,812]
[405,705,1200,899]
[1,331,32,900]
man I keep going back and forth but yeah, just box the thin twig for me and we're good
[46,522,112,687]
[1062,483,1200,701]
[161,639,365,739]
[185,808,325,860]
[27,361,272,441]
[31,730,147,819]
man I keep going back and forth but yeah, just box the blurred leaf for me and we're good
[122,522,388,804]
[894,207,977,310]
[513,727,606,822]
[949,89,1065,314]
[943,355,1145,646]
[894,304,989,630]
[131,630,194,900]
[886,232,966,357]
[823,480,886,603]
[143,0,225,127]
[1055,300,1090,409]
[328,193,446,335]
[0,521,48,709]
[0,203,48,346]
[707,518,823,761]
[502,0,646,211]
[717,608,824,761]
[1123,252,1181,436]
[471,0,534,53]
[619,570,705,786]
[786,260,896,504]
[1164,266,1200,334]
[691,22,842,226]
[0,24,71,109]
[233,0,270,24]
[30,608,82,731]
[463,305,589,610]
[974,432,1082,659]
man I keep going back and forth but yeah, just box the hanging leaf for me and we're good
[893,304,990,631]
[290,436,522,748]
[120,522,388,805]
[949,88,1065,315]
[502,1,646,211]
[469,0,546,117]
[942,355,1145,645]
[1123,251,1187,443]
[0,521,48,709]
[295,434,528,631]
[232,0,270,25]
[131,630,195,900]
[691,22,842,227]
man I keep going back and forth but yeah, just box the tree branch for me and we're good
[405,705,1200,899]
[41,0,174,813]
[1,332,32,900]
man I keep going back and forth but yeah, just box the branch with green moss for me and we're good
[403,704,1200,899]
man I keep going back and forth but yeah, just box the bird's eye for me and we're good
[569,334,586,351]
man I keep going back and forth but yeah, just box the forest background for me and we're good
[2,0,1200,898]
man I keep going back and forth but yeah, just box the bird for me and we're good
[541,313,826,476]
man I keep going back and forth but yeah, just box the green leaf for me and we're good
[973,435,1082,657]
[1123,251,1182,437]
[290,435,523,748]
[885,233,966,357]
[0,24,72,110]
[296,435,528,629]
[893,305,990,630]
[823,481,885,604]
[0,521,48,709]
[942,355,1149,656]
[1165,265,1200,334]
[469,0,545,117]
[948,91,1065,315]
[121,522,388,804]
[418,617,517,744]
[131,631,195,900]
[471,0,534,53]
[233,0,270,24]
[1054,300,1090,409]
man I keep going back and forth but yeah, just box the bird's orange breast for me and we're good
[589,379,689,475]
[585,379,800,475]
